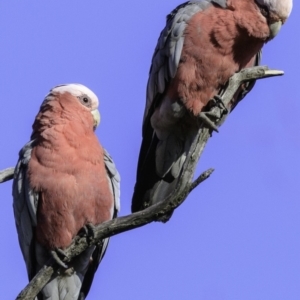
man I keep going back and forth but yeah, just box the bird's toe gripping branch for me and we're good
[79,223,97,243]
[198,95,228,132]
[50,248,69,269]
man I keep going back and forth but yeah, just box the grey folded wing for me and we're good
[12,140,38,280]
[104,148,120,216]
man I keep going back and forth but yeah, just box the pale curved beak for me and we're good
[91,109,100,129]
[269,20,282,39]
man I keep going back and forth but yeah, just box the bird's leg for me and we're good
[211,95,228,114]
[50,248,69,269]
[198,95,228,132]
[79,223,97,242]
[198,111,220,132]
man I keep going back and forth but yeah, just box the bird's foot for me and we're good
[209,95,228,114]
[199,95,228,132]
[198,111,220,132]
[51,248,69,269]
[80,223,97,242]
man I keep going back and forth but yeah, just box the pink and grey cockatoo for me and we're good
[131,0,292,214]
[13,84,120,299]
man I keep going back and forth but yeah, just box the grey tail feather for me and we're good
[78,245,103,299]
[132,133,161,213]
[132,128,197,221]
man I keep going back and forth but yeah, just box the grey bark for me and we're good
[0,167,14,183]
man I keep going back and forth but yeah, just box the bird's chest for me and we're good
[29,135,113,249]
[173,8,264,115]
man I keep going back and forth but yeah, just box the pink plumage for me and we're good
[13,84,120,299]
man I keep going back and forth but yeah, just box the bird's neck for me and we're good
[208,1,268,68]
[31,99,94,144]
[227,0,270,40]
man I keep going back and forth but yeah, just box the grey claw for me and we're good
[199,94,229,131]
[51,249,68,268]
[199,112,219,132]
[86,223,97,240]
[211,95,228,113]
[80,223,97,241]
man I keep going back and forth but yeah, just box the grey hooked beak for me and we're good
[91,109,101,130]
[269,20,282,40]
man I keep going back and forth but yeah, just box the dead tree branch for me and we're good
[0,66,283,300]
[0,167,14,183]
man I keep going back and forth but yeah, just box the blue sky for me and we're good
[0,1,299,299]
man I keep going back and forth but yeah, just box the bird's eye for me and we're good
[78,95,91,108]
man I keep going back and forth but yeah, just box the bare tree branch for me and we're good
[0,167,14,183]
[0,66,283,300]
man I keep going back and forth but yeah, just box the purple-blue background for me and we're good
[0,1,298,299]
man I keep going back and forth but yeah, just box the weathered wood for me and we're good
[0,167,14,183]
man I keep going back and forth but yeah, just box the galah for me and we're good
[13,84,120,300]
[131,0,292,214]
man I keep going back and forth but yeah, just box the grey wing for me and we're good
[12,140,38,280]
[103,148,120,216]
[79,148,120,299]
[143,0,227,129]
